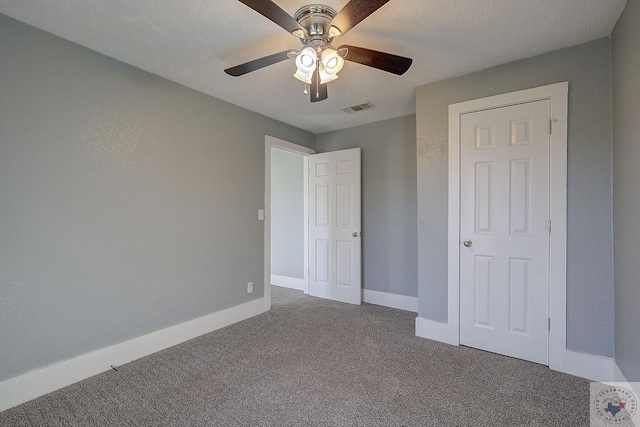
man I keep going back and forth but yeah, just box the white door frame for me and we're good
[447,82,568,371]
[264,135,315,310]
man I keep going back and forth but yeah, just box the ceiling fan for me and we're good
[224,0,413,102]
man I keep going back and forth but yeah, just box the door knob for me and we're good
[463,239,473,247]
[352,232,358,238]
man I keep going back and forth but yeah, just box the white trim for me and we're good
[303,155,309,295]
[445,82,569,369]
[564,350,614,383]
[614,361,628,384]
[546,84,569,372]
[415,317,460,346]
[613,362,639,400]
[362,289,418,312]
[411,323,615,384]
[264,136,315,310]
[271,274,306,292]
[447,101,462,346]
[0,297,268,412]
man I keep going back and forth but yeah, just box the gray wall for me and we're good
[270,148,304,279]
[316,116,418,297]
[416,38,614,357]
[0,15,314,382]
[612,0,640,381]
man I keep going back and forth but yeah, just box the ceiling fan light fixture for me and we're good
[319,63,339,84]
[293,69,313,84]
[295,46,317,74]
[319,47,344,83]
[321,48,344,73]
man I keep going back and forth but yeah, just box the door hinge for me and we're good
[548,220,552,234]
[549,120,553,135]
[548,318,551,331]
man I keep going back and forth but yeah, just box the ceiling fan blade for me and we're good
[224,50,292,76]
[339,45,412,75]
[237,0,307,38]
[310,70,328,102]
[328,0,391,36]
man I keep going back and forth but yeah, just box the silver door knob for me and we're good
[352,232,358,238]
[463,239,473,247]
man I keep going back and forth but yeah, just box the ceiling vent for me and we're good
[342,101,375,114]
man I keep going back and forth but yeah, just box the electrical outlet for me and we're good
[247,282,253,293]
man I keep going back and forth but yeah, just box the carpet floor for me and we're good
[0,287,589,426]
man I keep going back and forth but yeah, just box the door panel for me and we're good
[309,148,361,305]
[508,257,530,334]
[315,240,330,283]
[510,159,531,234]
[315,184,330,226]
[459,100,550,364]
[473,255,494,328]
[475,162,494,233]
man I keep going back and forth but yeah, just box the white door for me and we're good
[309,148,361,305]
[459,100,550,364]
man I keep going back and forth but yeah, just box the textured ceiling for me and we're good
[0,0,627,134]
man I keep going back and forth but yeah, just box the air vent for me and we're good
[342,101,375,114]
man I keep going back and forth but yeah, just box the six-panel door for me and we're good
[309,148,362,305]
[459,100,551,364]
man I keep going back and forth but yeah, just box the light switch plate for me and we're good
[258,209,264,221]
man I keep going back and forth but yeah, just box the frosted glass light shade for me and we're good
[319,48,344,84]
[319,63,339,84]
[295,47,317,74]
[293,69,312,84]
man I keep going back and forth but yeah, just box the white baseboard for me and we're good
[613,361,639,398]
[415,316,459,346]
[271,274,306,292]
[413,319,617,383]
[563,350,614,382]
[362,289,418,312]
[0,297,268,413]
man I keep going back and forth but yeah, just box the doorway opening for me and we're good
[264,136,315,310]
[264,136,363,308]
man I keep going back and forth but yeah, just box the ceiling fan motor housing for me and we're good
[294,4,338,44]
